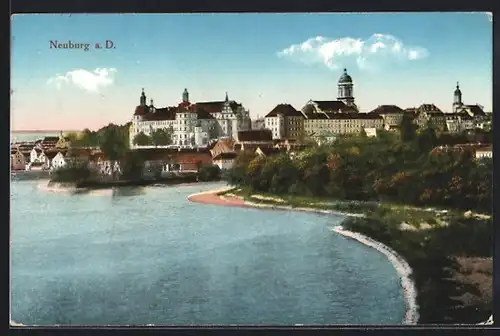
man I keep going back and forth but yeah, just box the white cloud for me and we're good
[47,68,117,92]
[277,34,429,71]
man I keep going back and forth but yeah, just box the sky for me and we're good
[11,12,493,131]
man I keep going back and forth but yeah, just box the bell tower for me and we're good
[337,68,356,109]
[453,82,463,113]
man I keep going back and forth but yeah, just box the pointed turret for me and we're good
[225,92,229,102]
[453,81,463,113]
[182,88,189,103]
[140,88,146,107]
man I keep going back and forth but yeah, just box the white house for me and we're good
[475,146,492,160]
[50,152,67,170]
[11,149,26,170]
[30,148,39,163]
[364,128,377,137]
[212,152,237,170]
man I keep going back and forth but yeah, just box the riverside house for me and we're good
[475,145,492,160]
[11,148,26,170]
[233,129,275,153]
[212,152,237,170]
[136,148,213,177]
[49,151,67,170]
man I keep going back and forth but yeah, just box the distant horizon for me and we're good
[11,130,82,133]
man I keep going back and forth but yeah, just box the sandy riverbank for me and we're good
[187,187,419,324]
[331,225,419,324]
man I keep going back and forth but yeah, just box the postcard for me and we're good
[10,12,493,326]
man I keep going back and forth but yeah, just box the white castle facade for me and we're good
[130,89,252,148]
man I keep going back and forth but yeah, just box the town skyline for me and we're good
[11,12,492,131]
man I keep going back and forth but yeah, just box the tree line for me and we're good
[132,127,174,147]
[228,122,492,213]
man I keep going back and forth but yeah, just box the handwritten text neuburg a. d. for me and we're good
[49,40,115,51]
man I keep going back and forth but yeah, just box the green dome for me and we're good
[338,68,352,83]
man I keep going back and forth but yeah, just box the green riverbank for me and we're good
[223,188,492,324]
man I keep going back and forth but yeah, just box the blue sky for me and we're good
[11,12,492,130]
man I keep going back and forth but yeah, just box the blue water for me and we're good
[11,132,61,143]
[10,180,406,325]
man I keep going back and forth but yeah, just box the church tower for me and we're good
[337,68,356,109]
[182,88,190,104]
[453,82,463,113]
[140,88,146,107]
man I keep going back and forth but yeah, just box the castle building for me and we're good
[130,88,252,148]
[263,69,385,140]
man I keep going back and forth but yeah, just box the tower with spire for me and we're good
[453,82,463,113]
[140,88,146,107]
[337,68,356,109]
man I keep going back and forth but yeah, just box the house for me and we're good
[30,147,42,163]
[11,148,26,170]
[210,138,236,158]
[66,147,92,164]
[134,147,178,175]
[212,152,238,170]
[50,152,67,170]
[414,104,447,131]
[234,130,275,153]
[368,105,405,129]
[38,133,70,151]
[44,150,59,168]
[475,145,492,160]
[264,103,305,140]
[174,150,213,171]
[273,139,308,153]
[364,128,378,137]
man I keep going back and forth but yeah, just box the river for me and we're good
[10,180,406,325]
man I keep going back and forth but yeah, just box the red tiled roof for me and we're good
[213,152,238,160]
[175,152,213,165]
[265,104,304,118]
[307,100,358,113]
[134,106,149,116]
[462,105,486,117]
[141,107,178,121]
[238,129,273,142]
[369,105,405,115]
[135,148,179,161]
[418,104,442,113]
[324,112,383,120]
[136,105,216,121]
[304,112,329,120]
[195,101,242,114]
[45,151,59,160]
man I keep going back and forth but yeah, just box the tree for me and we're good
[64,132,80,143]
[78,128,99,147]
[119,150,145,181]
[151,127,173,147]
[400,114,417,142]
[98,124,129,179]
[133,132,153,146]
[198,164,221,181]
